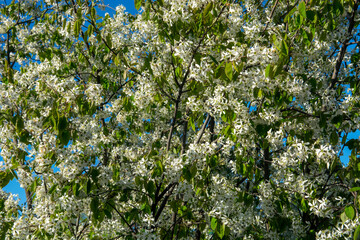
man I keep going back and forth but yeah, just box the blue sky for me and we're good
[102,0,137,15]
[1,0,359,205]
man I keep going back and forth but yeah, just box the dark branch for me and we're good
[330,0,359,88]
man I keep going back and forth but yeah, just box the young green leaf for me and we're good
[299,1,307,19]
[211,217,217,230]
[354,225,360,240]
[225,62,233,80]
[203,2,213,16]
[265,64,273,79]
[345,205,355,220]
[135,0,142,10]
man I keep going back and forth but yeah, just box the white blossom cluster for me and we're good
[0,0,359,239]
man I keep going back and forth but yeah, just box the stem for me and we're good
[25,189,32,210]
[263,0,280,34]
[181,118,188,155]
[264,147,271,181]
[170,209,177,239]
[195,114,211,144]
[209,116,215,142]
[167,100,180,151]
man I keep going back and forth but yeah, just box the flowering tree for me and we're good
[0,0,360,239]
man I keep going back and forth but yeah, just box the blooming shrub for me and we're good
[0,0,360,239]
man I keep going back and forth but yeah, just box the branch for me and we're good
[157,182,176,203]
[181,117,188,155]
[170,46,180,88]
[99,76,136,108]
[280,107,320,118]
[170,208,177,239]
[155,81,176,102]
[161,214,183,240]
[77,222,89,239]
[209,116,215,142]
[195,113,211,144]
[263,147,271,181]
[166,100,180,151]
[262,0,280,34]
[330,0,359,88]
[25,189,33,210]
[106,201,137,234]
[155,183,176,222]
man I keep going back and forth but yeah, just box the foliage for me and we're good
[0,0,360,239]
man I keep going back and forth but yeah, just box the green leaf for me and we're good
[217,223,226,239]
[74,20,81,37]
[345,139,360,150]
[103,126,109,136]
[0,222,11,240]
[299,1,307,19]
[189,116,196,131]
[265,64,273,79]
[90,7,96,19]
[104,209,112,219]
[281,40,289,56]
[236,62,244,72]
[345,205,355,220]
[48,184,57,194]
[86,179,92,194]
[59,130,70,146]
[114,53,121,66]
[332,114,343,129]
[203,2,213,16]
[134,0,142,10]
[190,164,197,178]
[255,124,270,138]
[182,165,192,182]
[155,161,164,175]
[225,62,233,80]
[354,225,360,240]
[154,93,162,102]
[211,217,217,230]
[58,116,68,132]
[301,198,309,212]
[87,24,94,36]
[0,170,14,188]
[72,182,80,197]
[90,197,100,217]
[194,53,201,65]
[16,117,24,131]
[330,131,339,145]
[284,7,297,22]
[253,87,263,98]
[340,211,349,223]
[141,203,151,214]
[106,34,112,49]
[145,180,155,195]
[175,67,181,78]
[135,176,142,186]
[350,187,360,192]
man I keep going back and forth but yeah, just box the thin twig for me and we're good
[195,113,211,144]
[262,0,280,34]
[106,201,137,234]
[330,0,359,88]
